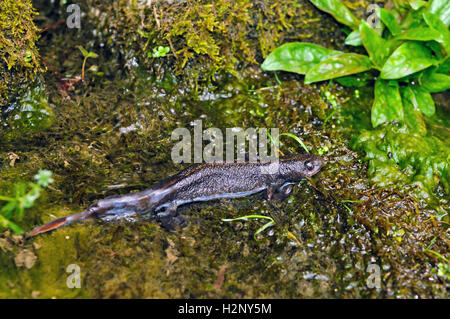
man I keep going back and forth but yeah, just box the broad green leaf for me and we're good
[399,4,429,30]
[395,26,442,41]
[377,7,402,36]
[426,41,445,59]
[420,69,450,92]
[408,85,436,116]
[305,53,373,84]
[429,0,450,27]
[309,0,360,29]
[345,30,362,46]
[279,133,310,153]
[380,42,438,79]
[359,21,389,67]
[335,72,373,87]
[437,56,450,73]
[254,221,275,240]
[222,215,274,222]
[261,43,341,74]
[409,0,428,10]
[401,86,427,134]
[384,38,404,57]
[371,79,404,127]
[423,12,450,53]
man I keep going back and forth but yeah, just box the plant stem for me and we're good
[81,57,87,81]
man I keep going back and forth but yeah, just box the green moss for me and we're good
[0,0,42,105]
[0,0,448,299]
[164,0,303,76]
[351,123,449,218]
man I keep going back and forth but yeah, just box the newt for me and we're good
[26,154,324,238]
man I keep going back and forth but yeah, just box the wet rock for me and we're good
[0,238,13,252]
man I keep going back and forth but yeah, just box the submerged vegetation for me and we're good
[0,0,42,106]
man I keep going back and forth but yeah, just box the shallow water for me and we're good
[0,0,448,298]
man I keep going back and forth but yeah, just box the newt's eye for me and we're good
[305,161,314,171]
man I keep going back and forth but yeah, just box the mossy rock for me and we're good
[0,0,43,107]
[79,0,341,89]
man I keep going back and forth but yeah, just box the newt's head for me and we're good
[301,155,324,177]
[279,154,324,179]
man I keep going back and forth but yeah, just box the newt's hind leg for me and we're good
[161,214,187,231]
[155,203,187,232]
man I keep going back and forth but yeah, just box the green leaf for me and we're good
[371,79,404,127]
[423,12,450,53]
[345,30,362,46]
[305,53,373,84]
[380,42,438,79]
[308,0,360,29]
[0,195,14,202]
[398,0,430,27]
[377,7,402,36]
[420,69,450,92]
[437,56,450,73]
[429,0,450,27]
[409,0,428,10]
[77,45,89,57]
[408,85,436,116]
[395,26,442,41]
[279,133,310,153]
[86,52,98,58]
[401,86,427,134]
[1,201,17,219]
[359,21,389,67]
[426,41,445,59]
[0,215,23,235]
[261,43,341,74]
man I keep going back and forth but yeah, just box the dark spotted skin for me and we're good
[26,154,324,237]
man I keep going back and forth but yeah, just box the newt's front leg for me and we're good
[265,182,295,201]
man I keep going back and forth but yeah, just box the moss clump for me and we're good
[0,0,42,106]
[84,0,327,85]
[351,123,449,218]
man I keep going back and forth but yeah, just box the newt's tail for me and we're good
[26,207,101,239]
